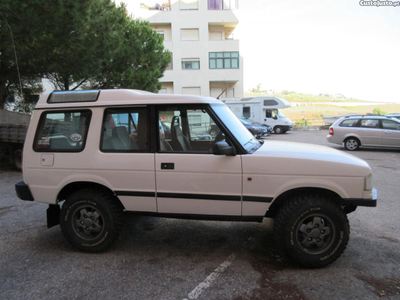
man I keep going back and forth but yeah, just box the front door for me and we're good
[358,119,382,146]
[155,105,242,216]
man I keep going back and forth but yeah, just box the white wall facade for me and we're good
[135,0,243,98]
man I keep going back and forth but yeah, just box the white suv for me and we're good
[15,90,377,267]
[327,115,400,151]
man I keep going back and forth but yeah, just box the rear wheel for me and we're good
[344,137,360,151]
[274,126,284,134]
[60,188,123,252]
[274,193,350,268]
[13,148,22,171]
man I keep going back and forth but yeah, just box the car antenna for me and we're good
[216,89,226,100]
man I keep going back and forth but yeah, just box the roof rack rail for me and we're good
[344,115,364,118]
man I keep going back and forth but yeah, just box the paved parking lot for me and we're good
[1,130,399,300]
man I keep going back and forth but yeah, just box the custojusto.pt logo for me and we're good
[359,0,400,6]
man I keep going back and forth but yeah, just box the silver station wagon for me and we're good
[327,115,400,151]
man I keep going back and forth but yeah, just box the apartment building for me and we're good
[135,0,243,98]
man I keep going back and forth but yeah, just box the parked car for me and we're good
[239,118,269,138]
[327,115,400,150]
[210,118,270,138]
[240,118,272,137]
[16,89,377,268]
[385,113,400,120]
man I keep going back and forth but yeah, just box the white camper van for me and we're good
[224,97,293,134]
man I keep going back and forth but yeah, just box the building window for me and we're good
[156,31,164,39]
[180,0,198,10]
[208,0,238,10]
[182,59,200,70]
[166,54,173,70]
[182,87,201,95]
[181,29,199,41]
[209,52,239,69]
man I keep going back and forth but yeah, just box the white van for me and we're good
[223,97,293,134]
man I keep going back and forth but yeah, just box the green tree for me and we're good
[0,0,171,111]
[0,0,45,110]
[41,0,171,92]
[89,19,171,91]
[372,108,387,115]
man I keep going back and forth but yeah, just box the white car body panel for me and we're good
[155,154,242,215]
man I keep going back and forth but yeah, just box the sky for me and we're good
[120,0,400,102]
[236,0,400,102]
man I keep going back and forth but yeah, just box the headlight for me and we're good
[364,174,373,191]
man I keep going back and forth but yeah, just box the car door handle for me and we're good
[161,163,174,170]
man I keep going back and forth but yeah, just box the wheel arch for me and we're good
[57,181,125,210]
[265,187,342,218]
[343,134,361,145]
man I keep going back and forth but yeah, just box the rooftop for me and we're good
[35,89,221,109]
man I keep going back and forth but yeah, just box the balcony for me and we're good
[208,39,239,52]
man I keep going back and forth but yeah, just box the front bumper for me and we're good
[342,188,377,207]
[15,181,34,201]
[283,125,293,131]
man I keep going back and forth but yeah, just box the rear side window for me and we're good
[339,119,359,127]
[381,120,400,130]
[100,107,149,152]
[34,110,91,152]
[360,119,380,128]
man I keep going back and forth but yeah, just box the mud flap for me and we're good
[47,204,61,228]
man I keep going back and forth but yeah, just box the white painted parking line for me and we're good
[183,253,237,300]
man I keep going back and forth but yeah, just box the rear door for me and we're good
[155,105,242,216]
[381,119,400,147]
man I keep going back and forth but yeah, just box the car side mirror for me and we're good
[273,116,278,120]
[213,141,236,156]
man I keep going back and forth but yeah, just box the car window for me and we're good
[34,110,91,152]
[158,106,220,153]
[339,119,359,127]
[360,119,380,128]
[381,120,400,130]
[101,107,148,152]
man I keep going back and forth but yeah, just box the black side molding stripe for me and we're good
[157,193,241,201]
[115,191,156,197]
[115,191,273,203]
[242,196,273,203]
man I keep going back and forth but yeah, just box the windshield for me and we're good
[212,104,261,153]
[275,109,285,118]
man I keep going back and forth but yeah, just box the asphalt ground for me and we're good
[1,130,399,300]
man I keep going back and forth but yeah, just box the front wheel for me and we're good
[274,194,350,268]
[274,126,284,134]
[60,188,123,252]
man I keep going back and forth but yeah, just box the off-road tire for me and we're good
[274,193,350,268]
[13,148,22,171]
[274,126,284,134]
[344,137,360,151]
[60,188,123,252]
